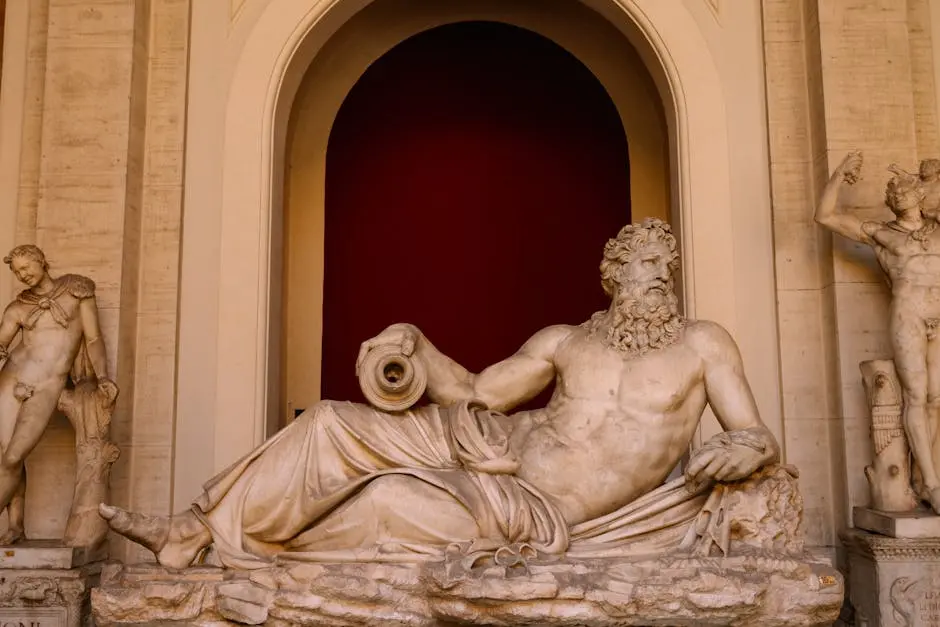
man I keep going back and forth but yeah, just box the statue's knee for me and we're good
[904,391,928,408]
[361,476,421,513]
[0,453,23,472]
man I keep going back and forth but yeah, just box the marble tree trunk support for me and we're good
[861,360,919,512]
[58,376,120,548]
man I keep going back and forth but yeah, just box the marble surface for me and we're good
[855,507,940,539]
[0,540,106,570]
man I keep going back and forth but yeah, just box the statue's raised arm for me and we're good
[814,151,871,243]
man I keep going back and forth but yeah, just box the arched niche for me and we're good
[174,0,752,503]
[282,1,669,423]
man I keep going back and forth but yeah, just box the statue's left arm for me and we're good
[359,323,570,412]
[79,296,108,378]
[685,321,780,484]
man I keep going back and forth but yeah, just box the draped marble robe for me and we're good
[188,400,762,570]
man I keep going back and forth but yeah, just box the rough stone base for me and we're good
[92,553,842,627]
[0,562,101,627]
[843,529,940,627]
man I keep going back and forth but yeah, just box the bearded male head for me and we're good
[584,218,685,355]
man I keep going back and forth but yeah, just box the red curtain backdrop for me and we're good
[320,21,630,408]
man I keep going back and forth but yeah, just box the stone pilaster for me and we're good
[762,0,844,551]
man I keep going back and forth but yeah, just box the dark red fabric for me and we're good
[321,21,630,409]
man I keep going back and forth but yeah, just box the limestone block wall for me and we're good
[0,0,189,562]
[763,0,940,557]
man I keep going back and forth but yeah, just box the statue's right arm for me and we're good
[359,323,572,412]
[0,303,22,359]
[814,151,873,244]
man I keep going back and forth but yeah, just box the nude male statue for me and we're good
[816,152,940,512]
[0,245,117,543]
[102,219,780,569]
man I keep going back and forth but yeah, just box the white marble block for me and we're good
[855,507,940,539]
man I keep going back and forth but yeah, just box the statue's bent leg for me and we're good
[927,336,940,497]
[0,376,20,450]
[0,386,58,518]
[0,380,25,543]
[892,311,940,511]
[0,475,26,545]
[105,401,472,567]
[287,474,479,554]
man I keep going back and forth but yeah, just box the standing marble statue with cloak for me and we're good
[0,245,118,545]
[103,218,790,570]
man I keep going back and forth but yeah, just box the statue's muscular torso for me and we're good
[1,292,85,388]
[868,223,940,317]
[514,321,722,526]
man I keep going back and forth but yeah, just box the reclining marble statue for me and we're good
[0,245,120,547]
[100,219,802,575]
[816,152,940,514]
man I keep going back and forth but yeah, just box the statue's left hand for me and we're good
[685,442,764,486]
[356,323,421,375]
[97,378,119,405]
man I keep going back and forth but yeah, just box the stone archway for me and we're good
[173,0,773,505]
[281,0,668,425]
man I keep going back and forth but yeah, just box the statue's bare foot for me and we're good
[0,527,24,546]
[99,504,210,569]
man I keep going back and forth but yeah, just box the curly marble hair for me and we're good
[3,244,48,270]
[599,218,679,296]
[884,172,925,213]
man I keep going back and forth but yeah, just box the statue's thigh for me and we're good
[7,388,59,458]
[0,386,20,447]
[293,475,479,552]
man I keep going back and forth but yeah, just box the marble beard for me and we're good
[102,219,800,572]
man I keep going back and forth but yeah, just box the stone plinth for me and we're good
[92,554,843,627]
[0,540,106,570]
[843,529,940,627]
[0,542,102,627]
[854,507,940,539]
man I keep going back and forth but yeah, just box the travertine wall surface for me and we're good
[0,0,936,563]
[0,0,188,562]
[763,0,940,556]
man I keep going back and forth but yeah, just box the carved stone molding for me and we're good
[842,529,940,562]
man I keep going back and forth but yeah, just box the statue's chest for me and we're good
[556,343,703,411]
[17,295,80,329]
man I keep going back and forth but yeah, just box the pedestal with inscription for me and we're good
[0,541,105,627]
[843,529,940,627]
